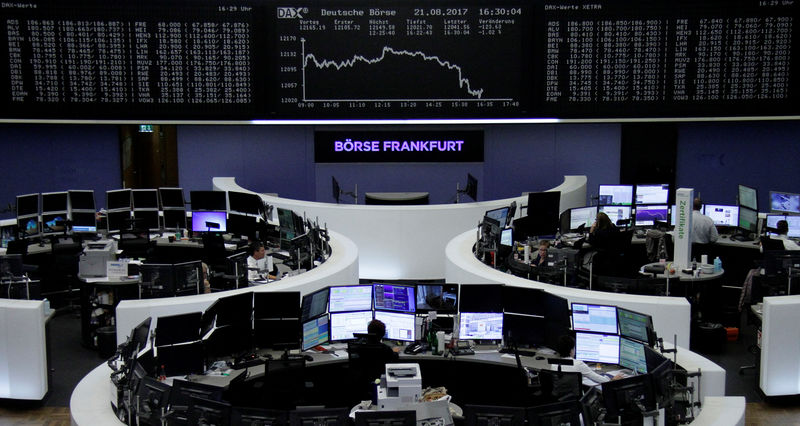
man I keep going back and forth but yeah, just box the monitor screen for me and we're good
[598,185,633,206]
[572,303,618,334]
[738,207,758,233]
[173,261,202,293]
[503,286,547,316]
[155,312,202,346]
[458,312,504,340]
[569,206,597,231]
[459,284,503,313]
[215,292,253,328]
[503,313,546,347]
[598,205,632,225]
[16,193,39,217]
[617,307,653,345]
[526,191,560,236]
[41,192,68,213]
[500,228,513,247]
[163,209,187,231]
[634,205,669,227]
[329,311,372,341]
[68,190,95,211]
[766,214,784,233]
[17,217,38,237]
[575,332,620,364]
[132,189,159,209]
[738,184,758,211]
[159,187,185,209]
[191,211,227,232]
[302,315,330,351]
[132,210,160,231]
[770,191,800,214]
[254,292,300,319]
[41,213,67,234]
[415,284,458,313]
[228,191,264,215]
[328,285,373,313]
[767,215,800,238]
[107,210,131,233]
[485,207,509,228]
[373,311,415,342]
[373,283,415,313]
[190,191,227,211]
[619,337,648,374]
[635,184,669,205]
[703,204,739,227]
[301,288,330,322]
[107,189,132,210]
[71,211,97,232]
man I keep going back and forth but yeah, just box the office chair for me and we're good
[535,369,582,404]
[355,410,416,426]
[201,233,230,290]
[347,340,399,400]
[759,236,785,252]
[43,235,84,311]
[463,405,525,426]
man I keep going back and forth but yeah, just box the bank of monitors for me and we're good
[191,211,227,233]
[526,191,561,237]
[416,284,458,313]
[571,303,618,334]
[485,206,510,228]
[635,184,669,205]
[703,204,739,227]
[770,191,800,214]
[634,205,669,227]
[459,284,503,313]
[598,205,632,226]
[329,310,372,341]
[619,337,648,374]
[738,184,758,211]
[766,215,800,238]
[598,185,634,206]
[374,311,415,342]
[373,283,415,313]
[574,331,620,364]
[190,191,227,211]
[568,206,597,232]
[617,307,654,346]
[302,315,330,351]
[458,312,504,341]
[329,285,373,313]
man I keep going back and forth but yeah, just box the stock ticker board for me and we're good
[0,0,797,121]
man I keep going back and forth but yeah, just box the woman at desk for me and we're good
[531,240,551,267]
[554,335,624,385]
[587,212,618,250]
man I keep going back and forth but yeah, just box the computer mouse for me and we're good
[304,354,314,362]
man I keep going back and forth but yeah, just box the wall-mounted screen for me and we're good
[770,191,800,214]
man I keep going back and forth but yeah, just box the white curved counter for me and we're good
[114,230,358,345]
[213,175,587,280]
[445,229,693,349]
[0,299,48,400]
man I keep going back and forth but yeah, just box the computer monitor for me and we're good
[543,293,571,350]
[617,307,654,345]
[155,312,201,346]
[459,284,503,313]
[503,313,546,348]
[648,357,675,407]
[500,228,513,247]
[163,209,187,231]
[526,401,581,426]
[16,193,39,217]
[132,210,160,231]
[17,216,38,238]
[107,189,132,210]
[766,215,800,238]
[703,204,740,227]
[215,292,253,328]
[290,408,350,426]
[355,410,416,426]
[174,261,202,295]
[598,205,632,226]
[190,190,227,211]
[598,184,634,206]
[738,184,758,211]
[619,337,648,374]
[770,191,800,214]
[132,189,159,209]
[374,311,415,342]
[485,206,510,228]
[579,387,604,426]
[226,212,257,239]
[68,190,95,211]
[458,312,504,340]
[135,377,171,425]
[159,187,185,209]
[302,315,330,351]
[328,285,373,313]
[464,173,478,201]
[526,191,561,236]
[70,211,97,233]
[188,397,231,425]
[106,210,131,233]
[329,310,372,341]
[254,292,301,319]
[41,191,68,213]
[169,378,224,411]
[503,286,546,316]
[301,288,330,322]
[228,191,264,215]
[373,283,415,313]
[41,213,68,235]
[635,184,669,205]
[156,341,205,377]
[415,284,458,313]
[738,207,758,233]
[254,318,301,350]
[571,303,618,334]
[569,206,597,231]
[140,263,176,298]
[574,331,620,364]
[634,205,669,227]
[191,211,227,233]
[601,374,656,419]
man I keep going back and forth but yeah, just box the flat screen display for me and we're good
[526,191,561,237]
[770,191,800,214]
[634,205,669,226]
[301,288,330,322]
[767,215,800,238]
[485,207,509,228]
[191,211,227,232]
[41,192,68,212]
[738,185,758,211]
[41,213,67,234]
[374,311,415,342]
[738,207,758,233]
[190,191,227,211]
[569,206,597,230]
[459,284,503,313]
[132,210,160,231]
[159,188,185,209]
[598,205,632,226]
[163,209,187,231]
[703,204,739,227]
[619,337,648,374]
[373,284,415,313]
[70,211,97,232]
[458,312,504,340]
[575,332,620,365]
[617,307,653,344]
[228,191,264,215]
[106,210,131,233]
[598,185,633,206]
[68,190,95,211]
[329,311,372,341]
[500,228,513,246]
[302,315,329,351]
[328,285,372,313]
[572,303,618,334]
[16,193,39,217]
[132,189,159,209]
[17,217,39,237]
[107,189,132,210]
[635,184,669,205]
[503,313,546,347]
[416,284,458,313]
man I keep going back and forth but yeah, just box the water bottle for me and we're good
[713,257,722,273]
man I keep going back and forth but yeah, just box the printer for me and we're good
[377,363,422,410]
[79,239,117,277]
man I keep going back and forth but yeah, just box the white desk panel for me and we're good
[760,295,800,396]
[0,299,48,400]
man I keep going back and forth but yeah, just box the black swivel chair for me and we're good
[535,369,583,404]
[347,339,400,400]
[45,235,84,310]
[201,233,231,290]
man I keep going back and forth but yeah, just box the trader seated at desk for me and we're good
[247,241,276,283]
[531,240,551,267]
[554,335,624,385]
[587,212,619,250]
[769,220,800,251]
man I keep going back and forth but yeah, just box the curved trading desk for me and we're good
[114,230,358,346]
[213,175,587,280]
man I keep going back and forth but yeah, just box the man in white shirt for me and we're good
[773,220,800,250]
[246,241,272,283]
[693,198,719,244]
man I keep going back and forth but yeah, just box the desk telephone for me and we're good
[404,341,429,354]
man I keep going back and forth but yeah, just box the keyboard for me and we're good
[499,347,537,357]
